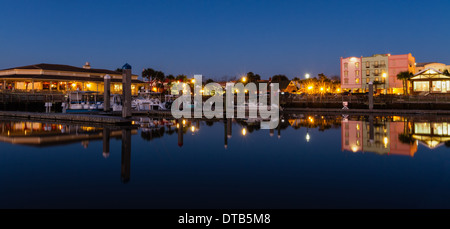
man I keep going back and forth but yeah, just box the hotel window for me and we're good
[356,124,360,130]
[344,71,348,77]
[344,79,349,84]
[356,140,360,146]
[355,78,359,84]
[366,61,370,68]
[345,123,349,129]
[355,62,359,68]
[366,70,370,76]
[344,63,348,69]
[380,60,385,66]
[366,78,370,83]
[374,61,379,67]
[375,77,379,82]
[356,70,360,76]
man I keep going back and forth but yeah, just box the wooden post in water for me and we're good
[104,74,111,112]
[122,63,132,118]
[369,82,374,110]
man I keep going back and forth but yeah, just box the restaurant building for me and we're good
[0,62,145,95]
[410,68,450,94]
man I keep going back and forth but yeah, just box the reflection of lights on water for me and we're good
[7,131,10,136]
[242,128,247,136]
[176,124,180,128]
[182,120,186,125]
[384,137,389,148]
[191,126,196,132]
[306,133,310,142]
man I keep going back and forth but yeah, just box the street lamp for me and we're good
[242,76,247,83]
[305,73,310,79]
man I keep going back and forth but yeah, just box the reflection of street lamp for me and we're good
[241,128,247,136]
[306,131,310,142]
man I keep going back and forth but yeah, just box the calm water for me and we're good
[0,114,450,209]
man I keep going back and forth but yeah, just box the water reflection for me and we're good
[0,120,136,183]
[133,115,450,154]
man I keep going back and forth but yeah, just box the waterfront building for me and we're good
[415,62,450,73]
[388,53,416,94]
[340,57,362,92]
[0,63,145,95]
[341,53,415,94]
[410,68,450,94]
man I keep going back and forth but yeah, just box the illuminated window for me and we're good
[356,70,360,76]
[356,140,360,146]
[366,70,370,76]
[380,60,385,66]
[344,63,348,69]
[366,78,370,83]
[355,78,359,84]
[355,62,359,68]
[366,61,370,68]
[344,71,348,77]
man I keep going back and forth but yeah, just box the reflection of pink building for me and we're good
[389,121,417,157]
[340,57,362,92]
[388,54,416,94]
[341,120,363,153]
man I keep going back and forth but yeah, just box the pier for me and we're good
[0,111,132,125]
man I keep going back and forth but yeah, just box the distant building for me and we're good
[415,62,450,73]
[0,63,145,95]
[341,53,415,94]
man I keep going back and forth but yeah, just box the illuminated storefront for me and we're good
[0,63,145,95]
[410,68,450,94]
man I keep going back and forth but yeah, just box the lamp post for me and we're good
[382,73,387,94]
[305,73,310,79]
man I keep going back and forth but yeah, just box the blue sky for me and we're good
[1,0,449,80]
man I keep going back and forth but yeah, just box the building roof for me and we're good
[415,62,436,67]
[0,74,144,83]
[1,63,123,75]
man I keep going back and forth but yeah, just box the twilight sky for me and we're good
[1,0,449,80]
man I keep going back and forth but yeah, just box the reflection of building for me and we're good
[410,68,450,94]
[0,63,144,95]
[0,120,136,146]
[341,118,417,157]
[411,122,450,149]
[341,120,363,153]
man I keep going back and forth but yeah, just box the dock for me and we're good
[0,111,132,125]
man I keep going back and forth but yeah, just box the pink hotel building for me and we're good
[341,53,415,94]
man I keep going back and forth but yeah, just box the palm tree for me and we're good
[443,69,450,76]
[142,68,155,81]
[397,71,414,95]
